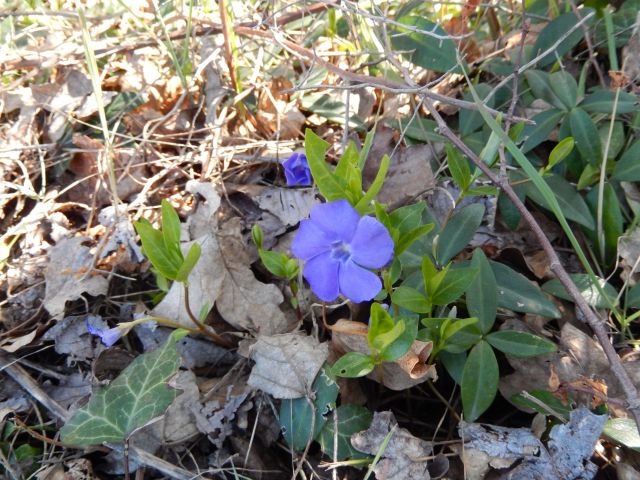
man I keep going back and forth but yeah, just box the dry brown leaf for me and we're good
[331,319,437,391]
[500,320,640,416]
[43,237,109,320]
[0,330,37,353]
[351,411,442,480]
[246,332,328,399]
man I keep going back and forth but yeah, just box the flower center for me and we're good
[330,241,352,263]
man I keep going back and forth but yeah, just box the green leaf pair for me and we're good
[133,200,201,283]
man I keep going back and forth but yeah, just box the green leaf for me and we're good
[368,303,395,342]
[134,219,181,280]
[392,117,444,143]
[331,352,375,378]
[599,121,625,160]
[60,329,188,447]
[466,186,498,196]
[585,183,624,264]
[395,224,434,256]
[486,330,557,357]
[491,261,561,318]
[459,84,495,135]
[627,283,640,309]
[521,109,565,154]
[461,341,499,422]
[391,16,459,73]
[373,320,406,360]
[525,174,595,229]
[442,317,478,343]
[603,418,640,451]
[613,139,640,181]
[355,154,390,214]
[542,274,618,309]
[511,390,571,419]
[279,368,339,452]
[466,249,497,333]
[304,129,350,202]
[530,10,594,67]
[439,351,466,384]
[388,202,427,234]
[335,142,363,202]
[569,107,602,166]
[549,71,578,110]
[258,249,289,278]
[391,286,430,313]
[430,266,478,306]
[300,94,365,129]
[436,203,485,266]
[581,89,639,114]
[359,126,376,170]
[379,315,418,362]
[161,199,182,254]
[524,70,567,110]
[548,137,575,169]
[447,144,471,190]
[175,242,201,283]
[318,405,373,461]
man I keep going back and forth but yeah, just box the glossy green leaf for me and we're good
[175,243,201,283]
[430,266,478,306]
[613,139,640,181]
[389,202,427,234]
[335,142,362,201]
[379,315,418,363]
[581,89,639,114]
[439,351,466,384]
[466,249,497,333]
[466,185,498,196]
[60,329,188,446]
[442,317,478,343]
[548,137,575,169]
[491,261,561,318]
[486,330,557,357]
[524,70,566,110]
[585,183,624,263]
[436,203,485,266]
[391,16,459,73]
[355,154,390,214]
[359,126,376,170]
[447,143,471,190]
[134,219,181,280]
[395,224,434,256]
[599,121,625,160]
[368,303,395,343]
[511,390,571,419]
[259,249,289,278]
[391,286,430,314]
[331,352,375,378]
[569,107,602,166]
[459,84,494,135]
[280,368,339,452]
[443,323,483,353]
[530,10,593,67]
[161,199,182,254]
[300,93,364,129]
[371,319,405,355]
[521,109,565,154]
[461,341,499,422]
[318,405,373,461]
[603,418,640,451]
[525,173,595,229]
[304,129,350,202]
[550,71,578,110]
[542,274,618,309]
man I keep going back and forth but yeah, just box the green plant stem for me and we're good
[183,284,232,348]
[288,280,303,321]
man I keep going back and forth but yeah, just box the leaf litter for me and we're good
[1,2,638,479]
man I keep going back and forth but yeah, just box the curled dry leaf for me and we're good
[44,237,109,320]
[246,332,328,399]
[331,319,437,391]
[351,411,445,480]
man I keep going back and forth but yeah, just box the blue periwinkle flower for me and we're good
[282,153,312,186]
[87,321,125,347]
[292,199,394,303]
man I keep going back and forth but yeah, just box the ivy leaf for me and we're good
[60,329,188,447]
[318,405,373,461]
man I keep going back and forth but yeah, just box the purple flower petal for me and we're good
[309,199,359,242]
[87,320,124,347]
[282,153,312,186]
[303,251,340,301]
[350,216,394,268]
[291,219,334,260]
[338,260,382,303]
